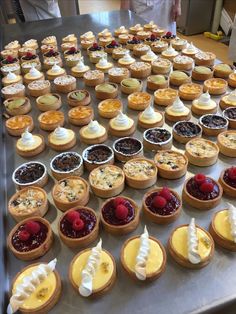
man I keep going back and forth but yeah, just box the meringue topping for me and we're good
[6,71,17,80]
[187,218,201,264]
[227,203,236,243]
[113,111,130,127]
[29,66,41,77]
[169,97,189,113]
[52,127,69,140]
[135,226,150,280]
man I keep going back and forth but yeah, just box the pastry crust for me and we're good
[95,83,118,100]
[27,80,51,97]
[24,72,45,85]
[38,110,65,131]
[83,70,105,87]
[173,124,202,143]
[129,62,152,79]
[2,75,23,87]
[191,67,213,81]
[213,63,233,78]
[79,124,108,145]
[68,106,94,126]
[120,235,166,281]
[223,108,236,129]
[108,67,130,84]
[182,177,222,210]
[36,93,61,111]
[146,75,168,90]
[195,51,216,66]
[8,186,48,222]
[219,93,236,110]
[1,83,25,99]
[169,71,191,86]
[142,188,181,224]
[58,206,99,248]
[143,128,173,151]
[120,79,143,94]
[48,128,76,151]
[154,88,178,106]
[82,144,114,172]
[100,197,140,235]
[138,110,164,129]
[112,137,143,163]
[8,217,53,261]
[54,75,76,93]
[219,169,236,197]
[71,64,90,78]
[168,224,214,269]
[128,92,152,111]
[191,99,217,116]
[133,44,150,57]
[98,99,122,118]
[203,78,228,95]
[228,73,236,88]
[4,97,31,116]
[16,134,45,157]
[109,119,135,137]
[179,83,203,101]
[67,89,91,107]
[6,115,34,136]
[165,107,191,123]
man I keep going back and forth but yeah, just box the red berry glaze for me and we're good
[93,43,98,48]
[194,174,206,185]
[72,218,85,231]
[166,31,172,37]
[228,167,236,182]
[133,36,138,41]
[49,49,54,54]
[25,221,41,235]
[66,210,80,223]
[26,52,33,58]
[159,187,172,201]
[111,40,117,46]
[200,182,214,193]
[113,197,126,208]
[115,204,128,220]
[153,196,167,209]
[150,34,156,40]
[19,230,30,241]
[69,47,76,53]
[6,55,14,62]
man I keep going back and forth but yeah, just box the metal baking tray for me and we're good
[1,10,236,314]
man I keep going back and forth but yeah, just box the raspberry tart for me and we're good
[219,167,236,197]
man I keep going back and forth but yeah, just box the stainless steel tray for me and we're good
[1,10,236,314]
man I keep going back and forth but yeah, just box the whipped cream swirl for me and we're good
[170,97,188,113]
[134,24,141,29]
[79,239,102,297]
[164,44,176,55]
[75,56,86,71]
[197,91,211,106]
[146,48,157,60]
[142,105,155,119]
[122,51,134,62]
[51,63,62,73]
[86,120,101,134]
[227,90,236,102]
[135,226,150,280]
[6,71,17,80]
[187,218,201,264]
[227,203,236,243]
[21,128,35,146]
[29,66,41,77]
[114,111,129,127]
[98,56,108,67]
[185,42,198,53]
[7,259,57,314]
[53,127,69,140]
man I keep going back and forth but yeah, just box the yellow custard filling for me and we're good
[192,99,216,110]
[17,136,42,151]
[171,226,212,260]
[49,129,75,145]
[140,111,162,123]
[110,118,134,130]
[81,125,106,139]
[71,250,114,291]
[123,238,163,275]
[13,266,56,310]
[214,210,233,242]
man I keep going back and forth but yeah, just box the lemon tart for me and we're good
[213,63,233,78]
[109,111,135,137]
[192,91,217,115]
[6,115,34,136]
[16,129,45,157]
[80,120,107,144]
[128,91,152,111]
[203,78,228,95]
[98,99,122,118]
[154,88,178,106]
[191,66,213,81]
[95,82,118,100]
[219,90,236,110]
[48,126,76,151]
[165,97,191,122]
[138,105,164,129]
[67,89,91,107]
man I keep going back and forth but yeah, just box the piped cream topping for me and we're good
[185,42,198,53]
[187,218,201,264]
[52,127,69,140]
[51,63,63,73]
[21,128,35,146]
[163,44,177,56]
[86,120,101,134]
[6,71,17,80]
[113,111,129,127]
[121,51,135,63]
[227,90,236,102]
[98,56,108,67]
[197,91,211,106]
[227,203,236,243]
[29,66,41,78]
[75,56,86,71]
[146,48,158,60]
[135,226,150,281]
[168,97,189,114]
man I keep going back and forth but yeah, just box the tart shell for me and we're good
[48,131,76,151]
[16,134,45,157]
[4,97,31,116]
[67,90,91,107]
[219,169,236,197]
[217,131,236,157]
[36,93,61,111]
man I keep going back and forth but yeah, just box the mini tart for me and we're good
[61,42,77,52]
[223,107,236,129]
[154,150,188,179]
[38,110,65,131]
[1,49,18,59]
[98,29,112,38]
[169,70,191,86]
[52,176,89,211]
[89,165,125,198]
[120,78,142,94]
[43,50,60,60]
[112,47,129,60]
[21,54,39,64]
[213,63,233,78]
[210,209,236,251]
[192,95,217,115]
[67,89,91,107]
[1,83,25,99]
[228,72,236,88]
[68,106,94,126]
[1,56,19,67]
[12,161,48,189]
[182,175,222,210]
[50,152,83,180]
[64,50,81,66]
[62,33,77,44]
[199,114,228,136]
[10,262,61,314]
[138,108,164,129]
[147,75,168,90]
[43,56,62,70]
[179,83,203,101]
[137,30,151,40]
[195,51,216,66]
[173,121,202,144]
[203,78,228,95]
[113,137,143,163]
[129,61,151,79]
[24,71,44,85]
[121,234,166,282]
[129,25,143,34]
[100,196,139,235]
[114,27,129,37]
[8,217,53,260]
[81,39,95,49]
[46,66,66,80]
[191,66,213,81]
[80,122,108,144]
[151,41,168,54]
[80,31,95,42]
[95,60,113,73]
[27,79,51,97]
[69,246,116,297]
[1,63,21,76]
[6,115,34,136]
[185,138,219,166]
[82,144,114,171]
[16,133,45,157]
[143,128,172,151]
[171,38,188,51]
[143,22,157,31]
[87,44,104,56]
[36,93,61,111]
[48,127,76,151]
[219,167,236,197]
[58,207,99,248]
[40,44,58,54]
[161,48,179,61]
[128,92,152,111]
[220,93,236,110]
[109,114,135,137]
[153,27,166,37]
[54,75,76,93]
[143,187,181,224]
[71,64,90,78]
[83,70,105,87]
[2,74,22,87]
[117,34,132,45]
[22,39,38,50]
[168,224,214,269]
[8,186,48,222]
[98,99,123,118]
[123,158,157,189]
[41,35,57,46]
[126,38,142,50]
[133,44,150,57]
[154,88,178,106]
[118,55,135,68]
[89,51,107,64]
[108,67,130,84]
[4,97,31,116]
[95,82,118,100]
[217,131,236,157]
[21,60,42,74]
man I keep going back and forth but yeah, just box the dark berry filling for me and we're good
[14,163,45,184]
[162,31,176,39]
[2,57,18,64]
[52,153,81,172]
[174,121,201,137]
[223,167,236,188]
[107,41,119,48]
[102,198,135,225]
[128,37,141,45]
[22,54,37,61]
[201,115,227,129]
[12,222,48,252]
[186,177,220,200]
[145,128,171,143]
[146,34,159,42]
[60,208,96,238]
[84,145,112,163]
[114,138,142,155]
[44,50,59,57]
[88,43,102,51]
[224,107,236,120]
[65,48,80,55]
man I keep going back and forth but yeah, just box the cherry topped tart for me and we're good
[100,196,140,235]
[143,187,181,224]
[183,173,222,210]
[219,167,236,197]
[58,207,99,248]
[8,217,53,261]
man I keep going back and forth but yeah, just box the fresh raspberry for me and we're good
[200,182,214,193]
[194,174,206,185]
[69,47,76,53]
[159,187,172,201]
[166,31,172,37]
[66,210,80,223]
[25,221,41,235]
[6,55,14,62]
[72,218,84,231]
[93,42,98,48]
[26,52,33,58]
[132,36,138,41]
[19,230,30,241]
[228,167,236,182]
[150,34,156,40]
[115,204,128,220]
[113,197,126,208]
[111,40,117,46]
[152,196,167,208]
[49,49,54,54]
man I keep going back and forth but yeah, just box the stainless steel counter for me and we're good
[1,10,236,314]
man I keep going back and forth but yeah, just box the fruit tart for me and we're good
[38,110,65,131]
[7,259,61,314]
[223,107,236,129]
[199,114,228,136]
[68,106,94,126]
[36,93,61,111]
[126,36,142,50]
[67,89,91,107]
[143,127,172,151]
[6,114,34,136]
[54,75,76,93]
[16,128,45,157]
[71,56,90,77]
[48,126,76,151]
[89,165,125,198]
[64,48,81,67]
[98,98,123,118]
[168,218,214,268]
[173,121,202,144]
[8,217,53,260]
[87,42,104,55]
[100,196,139,235]
[128,91,152,111]
[192,91,217,115]
[27,79,51,97]
[82,144,114,172]
[145,33,160,46]
[105,40,121,53]
[182,173,222,210]
[154,88,178,106]
[69,239,116,297]
[109,111,135,137]
[58,207,99,248]
[61,42,77,52]
[219,90,236,110]
[219,167,236,197]
[138,105,164,129]
[52,176,89,211]
[143,186,182,224]
[1,83,25,99]
[113,137,143,163]
[4,97,31,116]
[8,186,48,221]
[179,83,203,101]
[203,78,228,95]
[20,52,39,63]
[80,120,107,144]
[165,97,191,122]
